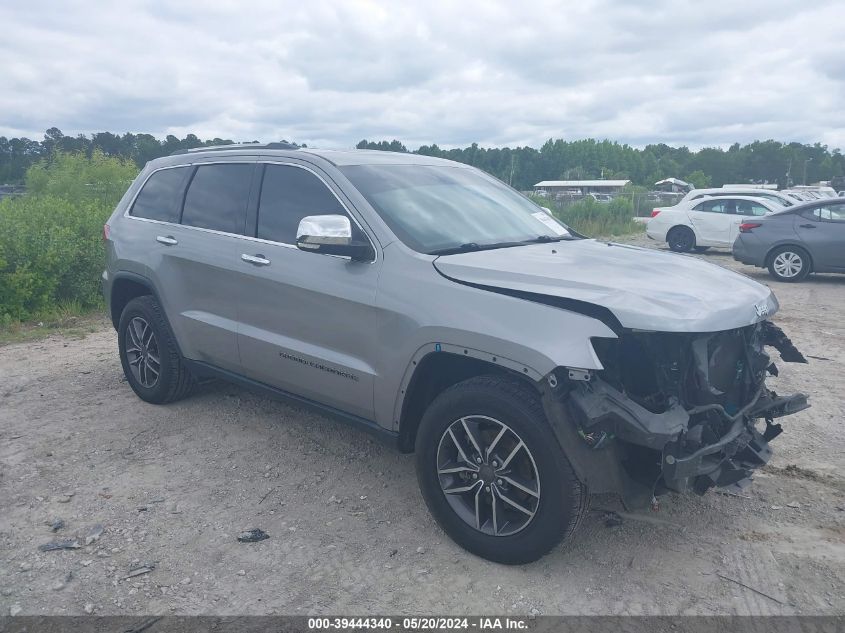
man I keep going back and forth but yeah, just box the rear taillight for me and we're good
[103,224,111,241]
[739,222,762,233]
[650,209,661,217]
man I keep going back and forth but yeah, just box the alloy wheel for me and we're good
[124,316,161,388]
[436,415,540,537]
[773,251,803,279]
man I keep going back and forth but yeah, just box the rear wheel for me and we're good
[667,226,696,252]
[118,295,195,404]
[415,376,587,564]
[768,245,811,282]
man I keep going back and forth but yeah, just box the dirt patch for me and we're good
[0,238,843,616]
[764,464,845,492]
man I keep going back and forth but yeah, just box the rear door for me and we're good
[688,199,734,245]
[795,203,845,271]
[236,162,381,419]
[148,161,258,372]
[728,200,770,243]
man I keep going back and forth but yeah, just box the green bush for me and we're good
[25,150,137,207]
[0,152,138,321]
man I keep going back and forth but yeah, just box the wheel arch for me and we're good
[109,272,157,330]
[395,347,542,453]
[667,224,696,238]
[109,272,185,358]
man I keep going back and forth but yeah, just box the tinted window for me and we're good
[181,164,253,234]
[130,167,188,222]
[257,165,352,244]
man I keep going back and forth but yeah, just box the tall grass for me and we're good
[532,195,643,238]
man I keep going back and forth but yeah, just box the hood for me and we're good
[433,240,778,333]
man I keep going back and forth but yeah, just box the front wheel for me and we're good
[415,376,587,564]
[768,246,811,282]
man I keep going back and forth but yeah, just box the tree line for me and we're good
[2,126,842,191]
[357,139,845,191]
[0,127,244,184]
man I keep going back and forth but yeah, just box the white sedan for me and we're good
[646,196,782,252]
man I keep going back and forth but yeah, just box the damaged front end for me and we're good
[542,321,809,508]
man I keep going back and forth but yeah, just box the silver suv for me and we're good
[103,144,808,563]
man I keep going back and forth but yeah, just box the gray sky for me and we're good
[1,0,843,150]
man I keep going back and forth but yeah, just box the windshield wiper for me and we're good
[428,241,521,256]
[521,234,568,244]
[428,235,576,256]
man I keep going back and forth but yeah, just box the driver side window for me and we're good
[256,164,364,244]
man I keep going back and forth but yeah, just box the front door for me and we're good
[728,199,771,243]
[236,163,381,420]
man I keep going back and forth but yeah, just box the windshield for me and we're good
[756,194,787,206]
[340,165,572,254]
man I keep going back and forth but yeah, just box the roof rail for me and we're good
[169,141,300,156]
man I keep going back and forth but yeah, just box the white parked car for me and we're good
[791,185,837,198]
[679,187,794,208]
[647,196,782,252]
[783,190,813,202]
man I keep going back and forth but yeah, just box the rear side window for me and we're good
[736,201,769,216]
[130,167,188,222]
[181,164,253,235]
[694,200,729,213]
[257,165,354,244]
[802,204,845,222]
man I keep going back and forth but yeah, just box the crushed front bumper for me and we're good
[659,387,808,494]
[542,320,809,507]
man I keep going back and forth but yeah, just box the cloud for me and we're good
[0,0,843,150]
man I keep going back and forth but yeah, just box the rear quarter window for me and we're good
[802,204,845,222]
[130,167,189,222]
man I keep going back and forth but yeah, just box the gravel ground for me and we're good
[1,237,843,616]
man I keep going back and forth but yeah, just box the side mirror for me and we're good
[296,215,374,261]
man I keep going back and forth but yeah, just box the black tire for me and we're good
[767,245,811,282]
[693,246,710,253]
[415,375,588,564]
[667,226,696,252]
[118,295,195,404]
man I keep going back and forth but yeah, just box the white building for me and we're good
[534,179,631,195]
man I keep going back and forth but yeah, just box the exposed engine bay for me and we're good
[544,320,809,506]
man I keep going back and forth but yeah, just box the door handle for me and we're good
[798,224,816,229]
[156,235,178,245]
[241,253,271,266]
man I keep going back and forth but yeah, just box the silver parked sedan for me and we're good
[733,198,845,281]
